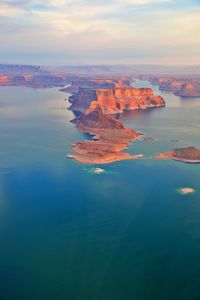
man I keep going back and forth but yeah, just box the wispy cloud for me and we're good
[0,0,199,64]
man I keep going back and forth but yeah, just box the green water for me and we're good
[0,82,200,300]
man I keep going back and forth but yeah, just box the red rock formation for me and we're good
[0,75,10,84]
[69,87,165,114]
[72,101,124,130]
[68,102,143,164]
[154,147,200,163]
[0,72,68,88]
[61,79,131,93]
[159,80,182,91]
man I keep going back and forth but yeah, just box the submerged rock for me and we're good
[178,187,196,195]
[91,168,105,174]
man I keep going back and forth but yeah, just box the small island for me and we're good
[154,146,200,163]
[178,187,196,195]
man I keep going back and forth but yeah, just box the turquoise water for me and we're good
[0,82,200,300]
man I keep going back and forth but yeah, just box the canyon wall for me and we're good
[69,87,165,114]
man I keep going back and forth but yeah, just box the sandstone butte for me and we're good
[154,146,200,163]
[61,78,131,94]
[67,102,143,164]
[69,87,165,114]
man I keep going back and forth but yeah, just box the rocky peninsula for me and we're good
[67,84,165,164]
[67,102,143,164]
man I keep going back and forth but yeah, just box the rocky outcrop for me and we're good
[154,146,200,163]
[72,101,124,130]
[69,87,165,114]
[67,102,143,164]
[67,80,167,165]
[69,88,97,112]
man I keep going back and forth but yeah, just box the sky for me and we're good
[0,0,200,65]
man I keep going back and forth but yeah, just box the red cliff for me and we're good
[69,87,165,114]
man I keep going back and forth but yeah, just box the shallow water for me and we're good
[0,82,200,300]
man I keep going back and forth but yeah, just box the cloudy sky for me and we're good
[0,0,200,65]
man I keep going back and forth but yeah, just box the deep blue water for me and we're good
[0,82,200,300]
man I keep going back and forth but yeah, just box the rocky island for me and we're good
[144,74,200,97]
[154,146,200,163]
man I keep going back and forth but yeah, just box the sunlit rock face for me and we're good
[69,87,165,114]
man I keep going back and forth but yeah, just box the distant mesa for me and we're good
[60,78,131,94]
[143,75,200,98]
[0,64,69,88]
[154,146,200,163]
[174,83,200,97]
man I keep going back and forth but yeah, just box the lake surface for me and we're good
[0,82,200,300]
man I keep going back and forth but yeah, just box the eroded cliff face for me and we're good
[69,87,165,114]
[69,88,97,112]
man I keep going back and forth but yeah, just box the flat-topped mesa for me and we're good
[62,78,131,93]
[69,87,165,114]
[0,73,68,88]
